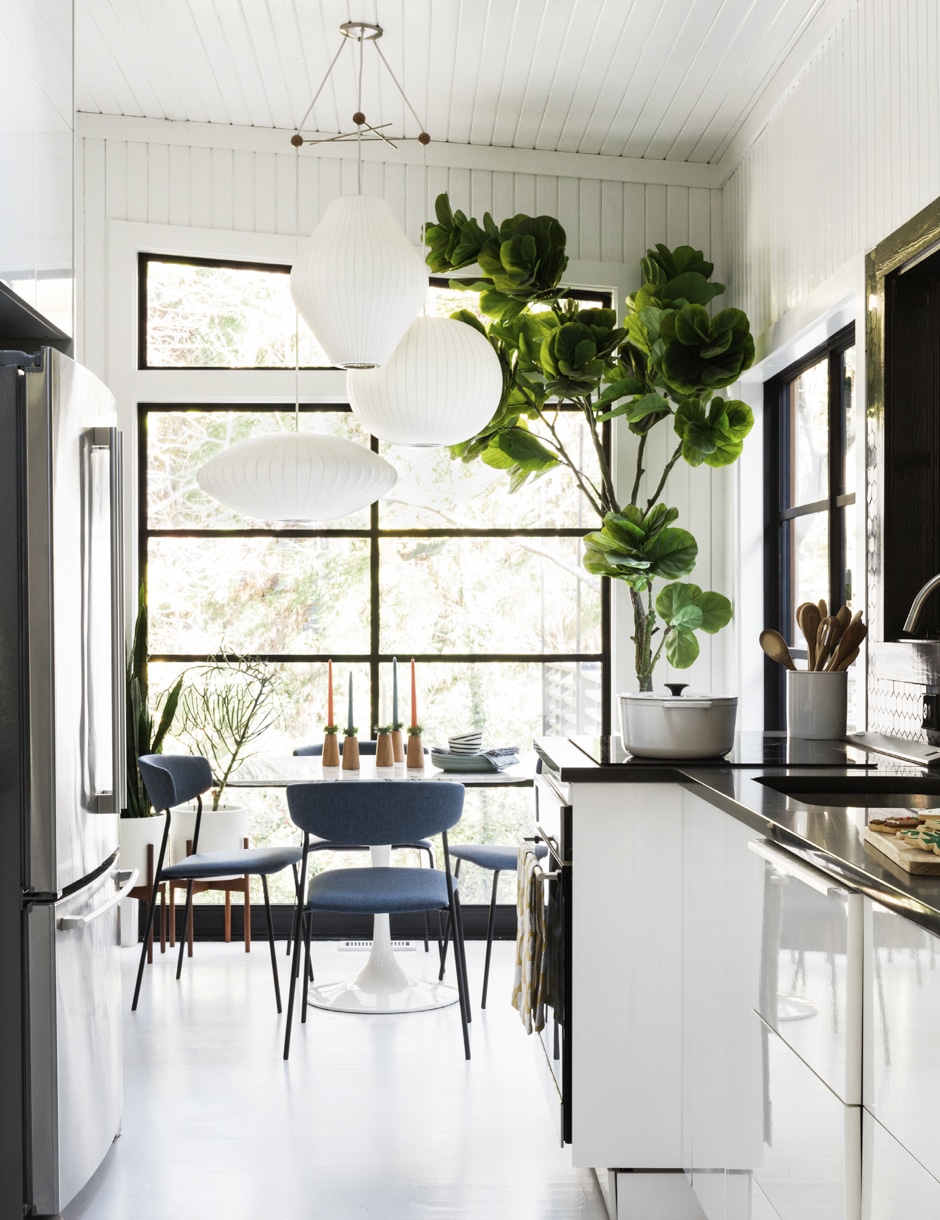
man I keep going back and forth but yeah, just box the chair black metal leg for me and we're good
[131,816,171,1011]
[285,862,300,956]
[446,893,471,1060]
[452,892,472,1025]
[481,869,500,1009]
[261,875,281,1013]
[284,909,306,1059]
[301,917,313,1020]
[176,881,195,980]
[438,858,460,980]
[419,845,433,951]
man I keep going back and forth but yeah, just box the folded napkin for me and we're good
[481,750,519,771]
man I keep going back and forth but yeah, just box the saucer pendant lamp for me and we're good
[196,433,397,522]
[347,316,503,446]
[290,194,427,369]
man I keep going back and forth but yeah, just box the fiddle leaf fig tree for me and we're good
[425,194,755,691]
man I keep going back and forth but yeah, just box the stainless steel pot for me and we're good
[618,687,738,759]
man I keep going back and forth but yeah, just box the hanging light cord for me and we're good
[294,144,301,432]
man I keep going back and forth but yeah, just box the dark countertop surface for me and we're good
[534,732,940,936]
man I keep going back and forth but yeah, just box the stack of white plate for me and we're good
[447,732,483,755]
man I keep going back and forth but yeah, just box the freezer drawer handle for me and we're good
[748,839,847,898]
[58,869,139,931]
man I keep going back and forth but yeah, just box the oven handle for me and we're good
[524,831,565,872]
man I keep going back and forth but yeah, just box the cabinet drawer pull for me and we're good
[748,839,847,898]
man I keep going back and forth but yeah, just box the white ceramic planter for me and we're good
[118,812,169,878]
[169,805,249,872]
[618,691,738,759]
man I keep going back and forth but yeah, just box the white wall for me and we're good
[75,115,737,703]
[723,0,940,731]
[0,0,74,333]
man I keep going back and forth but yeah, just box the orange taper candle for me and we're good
[327,659,334,724]
[410,658,417,728]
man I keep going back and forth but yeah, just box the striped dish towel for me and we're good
[511,844,547,1033]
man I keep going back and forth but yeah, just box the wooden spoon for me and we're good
[835,604,852,633]
[815,616,841,670]
[760,628,797,671]
[835,646,860,671]
[818,597,828,622]
[827,618,867,670]
[799,602,821,668]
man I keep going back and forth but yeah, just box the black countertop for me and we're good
[534,732,940,937]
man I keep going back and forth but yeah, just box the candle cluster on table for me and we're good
[320,658,424,767]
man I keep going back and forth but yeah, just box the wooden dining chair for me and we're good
[283,780,471,1060]
[132,753,303,1014]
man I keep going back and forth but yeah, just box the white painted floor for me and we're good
[64,938,607,1220]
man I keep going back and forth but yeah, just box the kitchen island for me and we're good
[533,733,940,1220]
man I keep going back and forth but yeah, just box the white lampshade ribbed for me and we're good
[196,433,398,522]
[290,194,428,369]
[346,316,503,447]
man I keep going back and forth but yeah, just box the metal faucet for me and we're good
[903,573,940,633]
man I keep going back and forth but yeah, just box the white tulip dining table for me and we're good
[229,754,534,1015]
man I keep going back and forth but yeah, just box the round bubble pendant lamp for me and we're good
[290,194,427,369]
[196,432,397,522]
[347,316,503,446]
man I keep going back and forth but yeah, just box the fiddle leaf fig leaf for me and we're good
[664,627,700,668]
[645,528,697,579]
[696,591,733,633]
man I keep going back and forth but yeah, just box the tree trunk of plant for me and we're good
[630,588,656,693]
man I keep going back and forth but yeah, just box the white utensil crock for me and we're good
[786,669,847,739]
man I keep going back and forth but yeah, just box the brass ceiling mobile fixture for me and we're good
[288,20,431,370]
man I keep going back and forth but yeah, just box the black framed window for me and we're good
[764,325,856,726]
[137,259,611,903]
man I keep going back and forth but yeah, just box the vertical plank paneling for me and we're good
[252,151,277,235]
[189,146,212,230]
[578,178,602,263]
[78,136,107,377]
[167,145,190,228]
[555,177,581,257]
[231,149,254,231]
[535,174,559,222]
[599,180,623,265]
[513,171,537,217]
[210,147,234,230]
[124,141,148,224]
[665,185,689,249]
[146,143,169,225]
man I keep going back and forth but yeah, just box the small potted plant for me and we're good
[374,722,394,767]
[171,651,282,860]
[121,590,184,876]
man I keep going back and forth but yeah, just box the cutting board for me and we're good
[863,826,940,874]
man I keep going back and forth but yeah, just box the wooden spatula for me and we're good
[799,602,821,669]
[760,629,797,671]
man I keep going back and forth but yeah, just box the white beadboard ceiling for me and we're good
[75,0,847,170]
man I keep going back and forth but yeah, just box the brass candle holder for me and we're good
[406,726,424,769]
[391,725,405,763]
[322,727,340,768]
[342,732,360,770]
[374,728,394,767]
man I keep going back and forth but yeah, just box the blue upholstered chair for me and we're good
[440,842,549,1008]
[283,780,471,1060]
[291,743,437,953]
[132,754,303,1014]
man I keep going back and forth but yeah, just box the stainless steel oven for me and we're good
[533,772,572,1145]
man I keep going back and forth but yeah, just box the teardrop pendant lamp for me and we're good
[196,433,397,522]
[347,316,503,446]
[289,20,432,369]
[290,193,427,369]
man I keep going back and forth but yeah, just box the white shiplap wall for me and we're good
[723,0,940,339]
[77,122,734,699]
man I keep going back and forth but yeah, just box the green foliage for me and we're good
[421,193,756,688]
[176,653,282,811]
[125,588,184,817]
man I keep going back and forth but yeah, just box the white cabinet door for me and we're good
[863,1109,940,1219]
[571,781,685,1169]
[749,840,862,1103]
[753,1018,860,1220]
[863,899,940,1181]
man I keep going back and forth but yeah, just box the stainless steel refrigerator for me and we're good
[0,347,129,1216]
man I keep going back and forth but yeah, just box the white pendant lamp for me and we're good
[347,316,503,446]
[196,433,397,522]
[290,194,428,369]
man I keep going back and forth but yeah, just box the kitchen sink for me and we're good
[755,773,940,810]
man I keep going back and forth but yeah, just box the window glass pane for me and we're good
[841,504,856,608]
[147,537,371,655]
[379,537,601,656]
[843,345,857,496]
[379,411,601,530]
[144,259,331,368]
[787,358,829,506]
[146,408,373,530]
[787,513,829,627]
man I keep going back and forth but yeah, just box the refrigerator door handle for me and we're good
[57,869,138,930]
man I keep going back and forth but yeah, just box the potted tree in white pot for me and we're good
[169,652,282,862]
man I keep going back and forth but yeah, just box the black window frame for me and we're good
[763,323,856,727]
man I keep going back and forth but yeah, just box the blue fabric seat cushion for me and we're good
[306,866,454,915]
[448,842,548,873]
[307,836,433,854]
[161,844,303,881]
